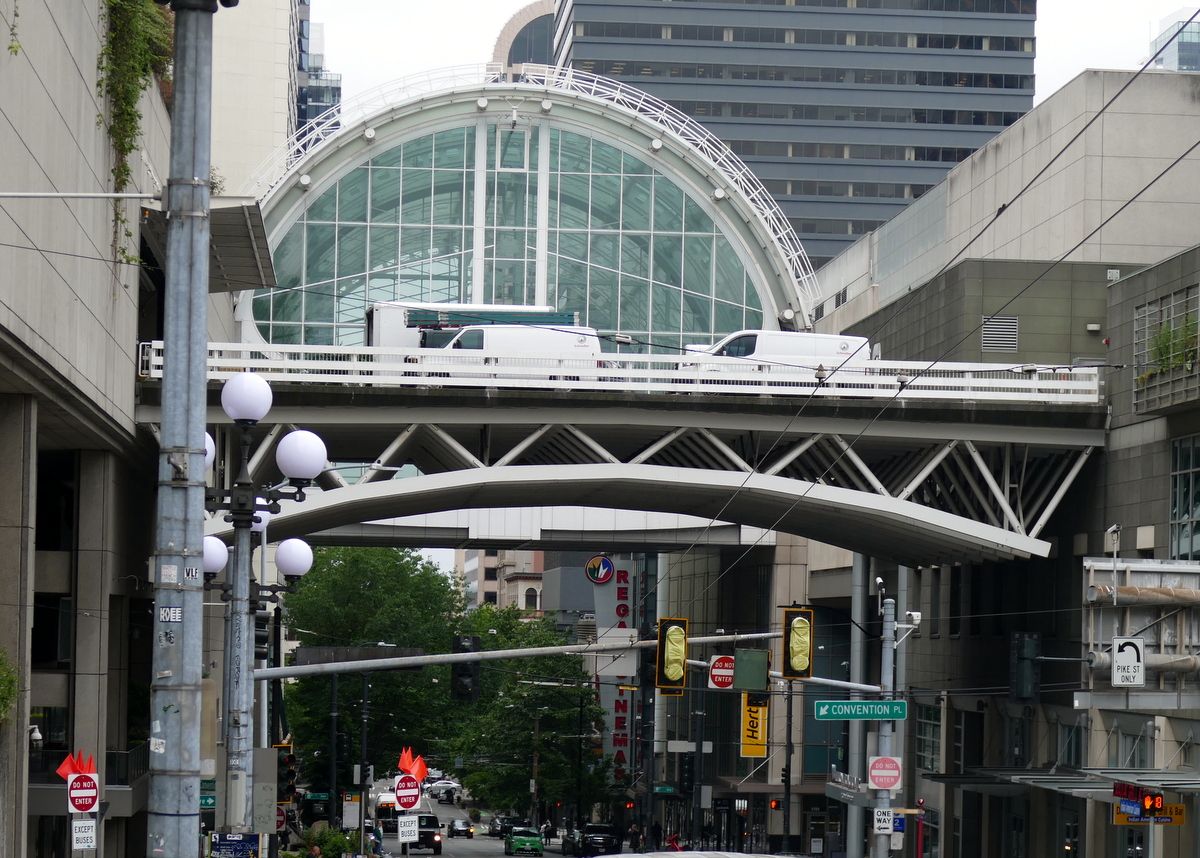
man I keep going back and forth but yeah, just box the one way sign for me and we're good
[1112,637,1145,687]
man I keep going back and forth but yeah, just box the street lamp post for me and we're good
[203,372,326,831]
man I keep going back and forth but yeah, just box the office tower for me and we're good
[555,0,1036,268]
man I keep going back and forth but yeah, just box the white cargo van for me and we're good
[440,324,602,354]
[685,330,873,367]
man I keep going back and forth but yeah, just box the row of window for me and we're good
[761,178,934,199]
[727,138,976,163]
[787,216,888,235]
[656,0,1035,11]
[575,59,1034,90]
[670,99,1023,127]
[576,21,1032,52]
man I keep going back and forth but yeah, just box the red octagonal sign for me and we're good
[67,772,99,813]
[395,773,421,809]
[868,756,902,791]
[708,655,735,690]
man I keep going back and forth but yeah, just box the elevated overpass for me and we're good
[136,341,1106,566]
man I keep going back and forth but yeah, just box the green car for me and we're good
[505,827,545,856]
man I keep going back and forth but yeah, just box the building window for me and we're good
[929,565,942,635]
[948,566,962,636]
[31,594,72,669]
[1171,434,1200,559]
[484,568,498,581]
[916,704,941,771]
[525,588,539,610]
[485,549,498,557]
[1058,721,1083,767]
[1136,285,1199,385]
[922,807,940,858]
[484,591,498,605]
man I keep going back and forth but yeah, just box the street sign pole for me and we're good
[872,598,896,858]
[783,680,793,854]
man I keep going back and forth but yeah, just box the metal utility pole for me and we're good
[691,704,705,848]
[871,599,896,858]
[147,1,227,855]
[783,681,794,854]
[329,676,339,828]
[360,674,370,854]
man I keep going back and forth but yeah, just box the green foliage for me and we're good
[1142,313,1199,385]
[7,1,19,55]
[439,605,619,817]
[282,547,466,791]
[0,648,19,722]
[302,826,356,857]
[100,0,173,192]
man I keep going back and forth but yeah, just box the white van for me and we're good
[440,324,602,355]
[685,330,873,367]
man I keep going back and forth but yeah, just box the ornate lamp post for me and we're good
[204,372,326,831]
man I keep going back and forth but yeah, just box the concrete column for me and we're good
[76,452,118,838]
[0,395,36,856]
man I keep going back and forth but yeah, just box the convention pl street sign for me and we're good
[815,700,908,721]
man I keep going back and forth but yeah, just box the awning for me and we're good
[926,767,1200,799]
[140,196,276,293]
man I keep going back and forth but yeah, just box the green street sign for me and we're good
[814,700,907,721]
[200,795,216,809]
[653,786,675,794]
[306,793,330,800]
[200,779,216,792]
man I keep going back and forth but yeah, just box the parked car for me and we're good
[561,823,621,856]
[505,826,545,856]
[448,819,474,839]
[436,787,457,804]
[411,814,444,855]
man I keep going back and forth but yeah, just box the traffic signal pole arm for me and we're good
[681,659,882,694]
[254,631,779,681]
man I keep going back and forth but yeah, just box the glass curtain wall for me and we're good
[256,122,766,352]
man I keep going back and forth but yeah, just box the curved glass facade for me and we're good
[256,122,766,353]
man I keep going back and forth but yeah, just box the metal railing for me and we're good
[138,341,1102,405]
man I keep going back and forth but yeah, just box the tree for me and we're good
[282,547,465,791]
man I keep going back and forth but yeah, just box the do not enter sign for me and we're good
[708,655,735,690]
[868,756,902,791]
[395,774,421,809]
[67,772,99,813]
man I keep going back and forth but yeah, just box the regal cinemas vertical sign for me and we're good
[589,555,637,781]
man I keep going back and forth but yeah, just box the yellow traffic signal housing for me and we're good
[656,618,688,694]
[781,608,814,679]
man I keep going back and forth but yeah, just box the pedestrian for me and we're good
[374,822,385,855]
[541,821,554,843]
[628,823,641,852]
[652,821,662,850]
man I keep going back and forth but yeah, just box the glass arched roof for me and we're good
[256,123,762,352]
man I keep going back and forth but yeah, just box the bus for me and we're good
[374,791,399,833]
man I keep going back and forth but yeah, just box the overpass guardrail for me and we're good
[137,341,1102,405]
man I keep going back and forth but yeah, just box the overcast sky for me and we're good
[312,1,1199,105]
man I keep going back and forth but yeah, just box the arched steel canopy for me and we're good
[205,464,1050,566]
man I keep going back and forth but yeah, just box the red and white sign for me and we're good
[395,774,421,809]
[277,806,287,831]
[708,655,735,690]
[67,772,99,813]
[867,756,902,791]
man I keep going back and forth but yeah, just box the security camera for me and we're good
[875,577,884,587]
[1106,523,1122,535]
[905,611,922,626]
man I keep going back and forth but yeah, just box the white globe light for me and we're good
[204,432,216,471]
[221,372,272,423]
[202,536,229,575]
[251,500,272,534]
[276,430,327,480]
[275,538,314,579]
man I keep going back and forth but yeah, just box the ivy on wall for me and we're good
[99,0,173,193]
[0,649,18,723]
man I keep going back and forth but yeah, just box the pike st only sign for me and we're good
[1112,637,1145,687]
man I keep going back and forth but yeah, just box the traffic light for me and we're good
[1141,791,1165,815]
[1009,632,1041,702]
[781,608,814,680]
[451,634,481,701]
[254,609,272,661]
[680,753,695,794]
[780,765,790,786]
[656,618,688,695]
[770,799,781,810]
[275,743,297,802]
